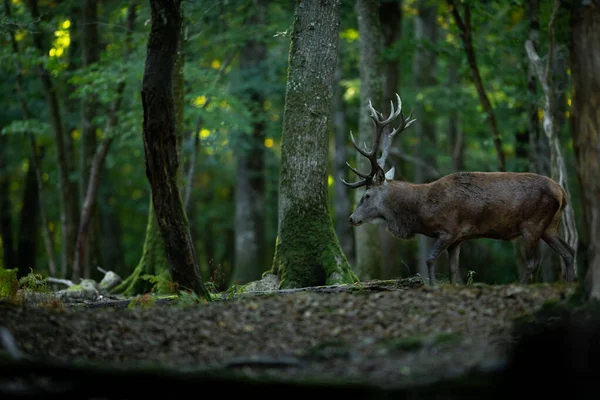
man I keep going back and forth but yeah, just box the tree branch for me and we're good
[447,0,506,172]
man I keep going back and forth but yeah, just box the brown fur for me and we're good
[349,171,575,285]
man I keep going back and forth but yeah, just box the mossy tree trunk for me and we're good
[272,0,357,289]
[112,203,169,295]
[569,0,600,300]
[354,0,384,281]
[139,0,209,299]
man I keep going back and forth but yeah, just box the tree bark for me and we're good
[414,0,438,282]
[272,0,357,288]
[354,0,384,280]
[231,0,267,285]
[569,0,600,300]
[446,0,506,172]
[141,0,210,299]
[27,0,79,278]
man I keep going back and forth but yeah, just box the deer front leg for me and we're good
[426,235,454,286]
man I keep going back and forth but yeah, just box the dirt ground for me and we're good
[0,278,577,396]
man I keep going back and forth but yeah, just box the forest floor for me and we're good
[0,278,581,397]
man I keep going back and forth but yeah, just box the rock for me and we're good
[99,272,123,293]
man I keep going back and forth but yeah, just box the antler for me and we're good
[341,93,416,188]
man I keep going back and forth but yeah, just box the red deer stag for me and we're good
[342,94,575,285]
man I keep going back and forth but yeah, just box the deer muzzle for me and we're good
[348,215,362,226]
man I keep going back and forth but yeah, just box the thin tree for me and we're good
[414,0,438,282]
[27,0,80,278]
[333,60,355,266]
[354,0,384,280]
[5,0,56,276]
[78,0,102,279]
[73,1,138,282]
[525,0,578,282]
[231,0,268,285]
[271,0,357,288]
[140,0,210,299]
[446,0,506,172]
[379,0,404,279]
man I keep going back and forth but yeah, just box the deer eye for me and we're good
[365,194,371,199]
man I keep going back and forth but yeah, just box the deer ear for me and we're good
[385,167,395,181]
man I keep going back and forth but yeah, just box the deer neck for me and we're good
[383,181,428,239]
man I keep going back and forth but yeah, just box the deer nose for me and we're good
[348,215,355,225]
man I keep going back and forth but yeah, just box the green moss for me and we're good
[272,204,358,289]
[0,267,18,299]
[112,204,170,296]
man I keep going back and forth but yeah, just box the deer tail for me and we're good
[559,185,569,211]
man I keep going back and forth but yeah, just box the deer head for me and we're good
[342,93,416,226]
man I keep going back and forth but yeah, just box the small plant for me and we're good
[128,293,156,309]
[467,270,476,286]
[19,269,50,293]
[207,259,226,294]
[175,289,207,306]
[141,273,178,294]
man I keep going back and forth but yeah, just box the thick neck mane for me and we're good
[383,181,428,239]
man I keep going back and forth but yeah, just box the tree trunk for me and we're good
[569,0,600,300]
[231,0,267,285]
[379,0,404,279]
[354,0,384,280]
[78,0,102,280]
[333,62,355,266]
[27,0,79,279]
[0,136,15,271]
[447,0,506,172]
[414,0,438,282]
[272,0,357,289]
[72,139,113,281]
[141,0,209,299]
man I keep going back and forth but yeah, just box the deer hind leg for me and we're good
[521,231,541,284]
[426,235,454,286]
[447,242,462,285]
[542,233,575,282]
